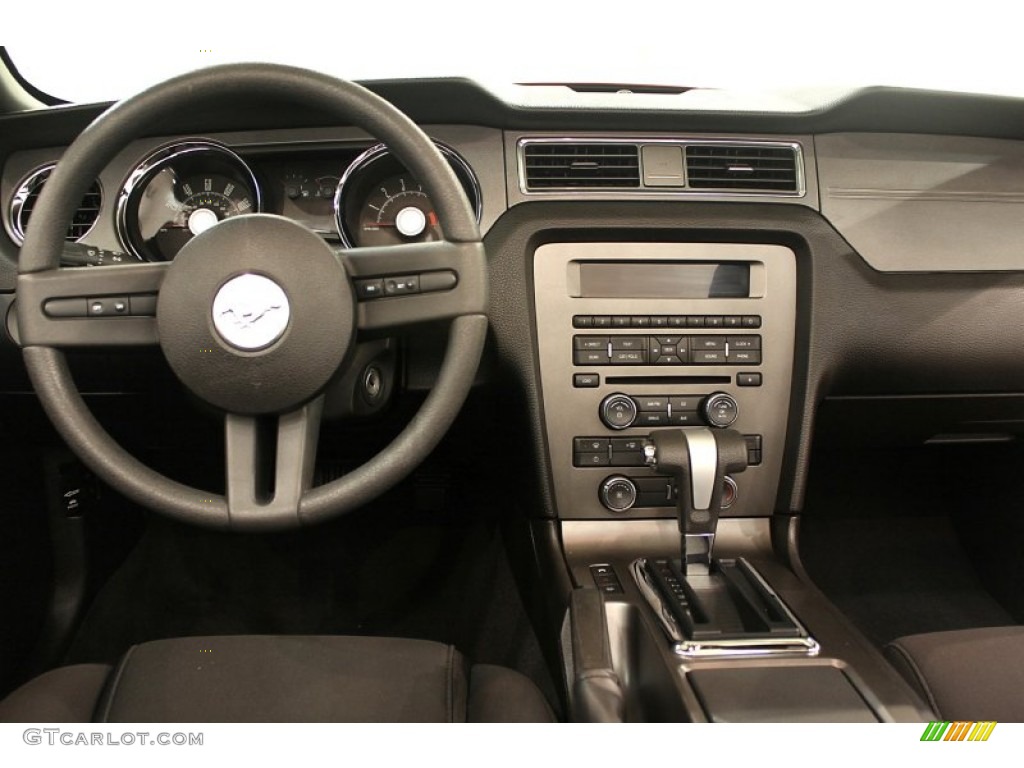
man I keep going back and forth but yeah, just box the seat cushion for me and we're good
[0,635,555,723]
[886,627,1024,722]
[0,664,111,723]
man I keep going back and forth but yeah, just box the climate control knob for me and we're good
[702,392,739,428]
[600,393,638,430]
[600,475,638,512]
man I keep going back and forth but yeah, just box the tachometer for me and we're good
[117,140,260,261]
[334,142,480,248]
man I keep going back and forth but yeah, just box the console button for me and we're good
[737,372,762,387]
[705,316,724,328]
[611,316,631,328]
[668,316,687,327]
[692,336,726,350]
[611,350,646,365]
[686,315,706,327]
[693,350,726,364]
[574,452,610,467]
[574,373,601,388]
[669,396,701,411]
[574,350,609,365]
[630,316,651,327]
[742,315,762,328]
[610,437,644,452]
[728,350,762,365]
[575,437,610,453]
[723,315,742,328]
[610,451,646,467]
[600,394,638,430]
[592,316,611,328]
[634,395,667,411]
[637,412,669,427]
[611,336,646,350]
[573,315,593,328]
[727,335,761,350]
[650,316,668,328]
[574,336,609,350]
[669,411,701,426]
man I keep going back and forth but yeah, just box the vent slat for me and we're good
[685,144,798,192]
[523,143,641,189]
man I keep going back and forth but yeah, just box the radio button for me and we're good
[693,350,727,364]
[592,316,612,328]
[637,412,669,427]
[630,316,651,327]
[611,316,631,328]
[703,392,740,428]
[728,350,762,365]
[737,373,762,387]
[742,315,762,328]
[611,336,646,350]
[724,315,742,328]
[705,316,724,328]
[635,396,668,411]
[650,316,668,328]
[693,336,726,350]
[668,316,687,327]
[573,315,594,328]
[669,396,701,411]
[600,394,638,429]
[574,373,601,388]
[686,316,706,327]
[574,336,609,350]
[611,350,647,365]
[727,335,761,350]
[669,411,701,426]
[574,350,610,365]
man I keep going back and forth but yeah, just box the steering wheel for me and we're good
[15,64,488,531]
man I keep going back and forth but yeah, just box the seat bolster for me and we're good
[0,664,112,723]
[468,664,556,723]
[886,627,1024,722]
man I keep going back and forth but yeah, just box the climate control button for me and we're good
[600,475,638,512]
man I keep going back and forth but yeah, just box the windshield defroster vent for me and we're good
[7,165,103,246]
[522,143,641,190]
[685,145,798,192]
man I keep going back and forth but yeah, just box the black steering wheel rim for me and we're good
[16,63,489,531]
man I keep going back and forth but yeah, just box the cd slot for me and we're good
[605,376,731,386]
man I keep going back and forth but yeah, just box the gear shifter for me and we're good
[644,428,748,575]
[634,427,815,655]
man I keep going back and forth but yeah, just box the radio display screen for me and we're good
[577,262,750,299]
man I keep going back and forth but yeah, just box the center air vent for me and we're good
[685,145,798,192]
[7,165,103,246]
[522,143,640,189]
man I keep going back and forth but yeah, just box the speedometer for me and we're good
[334,142,480,248]
[116,140,260,261]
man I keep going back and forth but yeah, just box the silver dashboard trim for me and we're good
[5,163,103,247]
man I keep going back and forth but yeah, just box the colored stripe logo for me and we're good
[921,721,997,741]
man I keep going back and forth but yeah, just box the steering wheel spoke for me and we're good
[224,398,323,528]
[17,263,168,347]
[340,240,487,330]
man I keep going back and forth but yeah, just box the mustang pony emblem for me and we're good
[211,274,291,351]
[218,303,284,330]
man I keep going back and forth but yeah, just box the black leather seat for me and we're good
[886,627,1024,722]
[0,635,556,722]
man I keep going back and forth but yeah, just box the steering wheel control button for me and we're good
[130,295,158,316]
[355,279,385,300]
[703,392,740,428]
[44,298,88,318]
[212,274,291,351]
[600,476,638,512]
[418,270,457,293]
[600,393,638,430]
[87,297,130,316]
[383,275,420,296]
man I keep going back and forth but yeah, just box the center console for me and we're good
[534,242,933,722]
[533,242,796,521]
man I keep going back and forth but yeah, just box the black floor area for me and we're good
[63,501,558,709]
[798,442,1023,648]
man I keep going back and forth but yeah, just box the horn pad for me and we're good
[156,214,355,414]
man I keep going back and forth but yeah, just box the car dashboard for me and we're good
[2,77,1024,723]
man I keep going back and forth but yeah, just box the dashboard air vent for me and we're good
[685,145,798,192]
[523,143,640,189]
[8,165,103,246]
